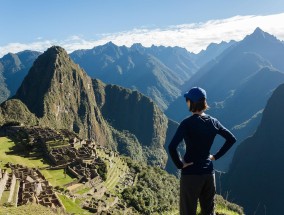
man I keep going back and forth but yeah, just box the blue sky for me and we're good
[1,0,284,56]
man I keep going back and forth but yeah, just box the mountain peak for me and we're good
[14,46,85,117]
[105,41,117,47]
[2,52,21,64]
[130,43,144,49]
[252,27,267,38]
[244,27,278,42]
[1,53,22,72]
[44,46,68,57]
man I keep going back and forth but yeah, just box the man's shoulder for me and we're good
[180,115,194,124]
[180,114,219,124]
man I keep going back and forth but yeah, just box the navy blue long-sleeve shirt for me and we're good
[168,113,236,174]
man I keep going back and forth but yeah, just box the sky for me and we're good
[1,0,284,57]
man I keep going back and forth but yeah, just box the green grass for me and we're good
[12,180,20,205]
[41,169,76,187]
[0,137,76,187]
[0,191,10,205]
[75,186,92,195]
[0,137,47,168]
[0,204,62,215]
[57,194,90,215]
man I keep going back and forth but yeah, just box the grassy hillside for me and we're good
[0,204,62,215]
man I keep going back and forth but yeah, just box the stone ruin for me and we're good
[0,163,64,210]
[83,191,119,213]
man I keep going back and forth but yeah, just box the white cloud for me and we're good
[1,13,284,57]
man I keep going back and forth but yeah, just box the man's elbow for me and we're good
[231,135,237,144]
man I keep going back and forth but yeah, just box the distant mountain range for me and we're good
[70,42,233,110]
[222,83,284,215]
[0,51,41,103]
[0,41,233,111]
[166,28,284,170]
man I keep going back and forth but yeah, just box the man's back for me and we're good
[168,113,236,175]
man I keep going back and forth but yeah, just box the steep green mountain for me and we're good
[13,46,115,146]
[0,50,41,103]
[70,42,188,110]
[222,83,284,215]
[166,28,284,170]
[93,78,171,168]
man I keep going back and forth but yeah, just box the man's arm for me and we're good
[168,122,185,169]
[213,119,237,160]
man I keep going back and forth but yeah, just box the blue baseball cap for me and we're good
[184,87,207,102]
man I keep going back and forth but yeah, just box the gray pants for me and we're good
[180,173,216,215]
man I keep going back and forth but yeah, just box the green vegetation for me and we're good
[122,158,179,214]
[111,128,145,163]
[95,157,108,181]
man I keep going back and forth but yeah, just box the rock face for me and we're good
[222,83,284,215]
[14,46,114,146]
[92,79,169,167]
[0,51,41,103]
